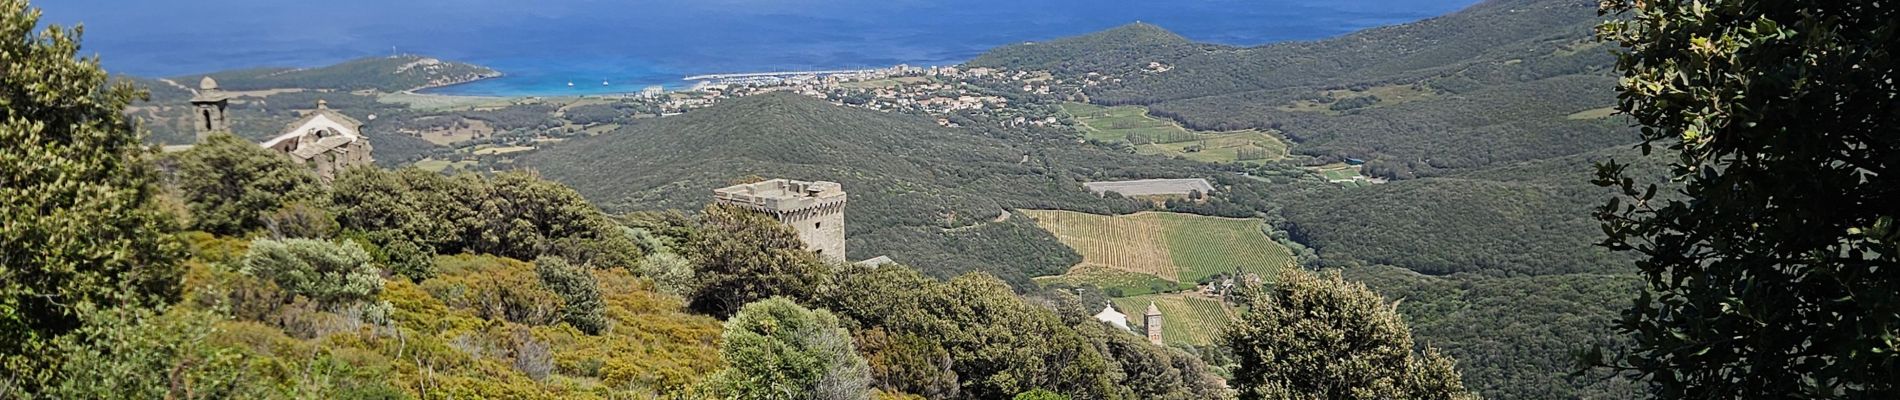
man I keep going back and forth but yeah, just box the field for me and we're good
[1312,163,1370,186]
[1279,84,1440,114]
[1142,131,1288,164]
[1025,210,1295,294]
[1062,102,1286,163]
[1111,292,1236,346]
[1032,264,1189,297]
[473,145,536,155]
[412,158,476,172]
[377,91,515,112]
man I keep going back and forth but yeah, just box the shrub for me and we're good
[710,297,871,400]
[534,257,606,335]
[239,239,383,306]
[423,255,564,326]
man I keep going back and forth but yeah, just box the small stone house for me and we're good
[260,100,374,182]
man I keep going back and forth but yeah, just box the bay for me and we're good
[40,0,1477,96]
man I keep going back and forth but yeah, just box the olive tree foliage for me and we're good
[1222,270,1476,400]
[170,132,322,236]
[1592,0,1900,397]
[710,297,872,400]
[239,238,383,306]
[0,0,184,391]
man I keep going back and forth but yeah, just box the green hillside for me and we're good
[176,55,499,92]
[969,22,1204,77]
[515,93,1213,288]
[973,0,1628,179]
[969,1,1663,398]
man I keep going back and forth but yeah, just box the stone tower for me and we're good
[1144,302,1163,345]
[189,76,233,138]
[712,179,847,260]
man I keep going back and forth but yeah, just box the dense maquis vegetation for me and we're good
[1223,270,1476,399]
[516,92,1222,288]
[965,0,1675,396]
[1,4,1253,395]
[1589,0,1900,397]
[182,55,498,92]
[1277,146,1667,277]
[1,1,186,390]
[1342,266,1644,399]
[974,0,1632,179]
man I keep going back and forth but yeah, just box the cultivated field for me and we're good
[1062,102,1287,163]
[1111,292,1236,346]
[1025,210,1295,294]
[1032,264,1189,297]
[1311,163,1369,187]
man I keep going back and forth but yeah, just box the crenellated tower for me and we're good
[712,179,848,260]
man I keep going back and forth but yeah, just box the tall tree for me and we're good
[1223,270,1476,400]
[710,297,871,400]
[1594,0,1899,397]
[686,204,828,318]
[170,132,323,236]
[0,0,184,391]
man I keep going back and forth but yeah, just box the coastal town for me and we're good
[591,63,1071,127]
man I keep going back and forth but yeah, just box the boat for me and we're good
[602,80,610,86]
[567,81,575,87]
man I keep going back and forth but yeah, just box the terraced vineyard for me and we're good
[1062,102,1286,163]
[1025,210,1295,293]
[1111,293,1236,346]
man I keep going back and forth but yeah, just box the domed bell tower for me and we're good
[190,76,233,139]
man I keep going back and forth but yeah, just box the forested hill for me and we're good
[171,54,499,92]
[515,92,1209,287]
[967,22,1209,77]
[971,0,1628,179]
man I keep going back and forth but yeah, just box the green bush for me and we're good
[534,257,606,335]
[710,297,870,400]
[172,132,324,236]
[239,238,384,306]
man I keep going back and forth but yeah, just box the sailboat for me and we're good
[602,80,610,86]
[567,81,575,88]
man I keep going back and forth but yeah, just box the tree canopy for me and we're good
[711,297,872,400]
[169,132,323,236]
[1223,270,1476,400]
[1593,0,1900,397]
[0,0,184,390]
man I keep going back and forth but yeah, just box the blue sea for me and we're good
[40,0,1476,97]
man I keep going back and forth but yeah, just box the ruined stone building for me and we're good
[188,77,374,183]
[712,179,848,261]
[258,99,374,182]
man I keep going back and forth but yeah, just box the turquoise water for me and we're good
[40,0,1477,97]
